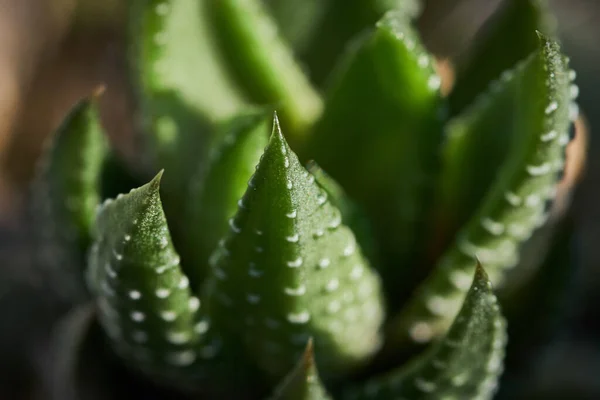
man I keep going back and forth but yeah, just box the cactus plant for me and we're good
[24,0,584,399]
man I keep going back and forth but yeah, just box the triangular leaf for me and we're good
[205,0,323,141]
[345,265,506,400]
[31,91,108,303]
[86,172,214,387]
[307,10,444,302]
[449,0,556,114]
[268,339,332,400]
[182,111,270,286]
[391,33,576,343]
[204,115,385,380]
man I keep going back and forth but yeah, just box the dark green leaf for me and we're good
[390,33,576,343]
[268,339,332,400]
[306,161,378,264]
[263,0,331,52]
[31,91,108,302]
[182,110,270,286]
[307,10,444,300]
[86,172,214,387]
[449,0,556,114]
[302,0,422,85]
[345,265,506,400]
[204,115,385,381]
[205,0,323,142]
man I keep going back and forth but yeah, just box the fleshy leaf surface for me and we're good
[128,0,245,122]
[268,339,332,400]
[263,0,330,52]
[431,58,532,258]
[306,161,377,264]
[303,0,422,85]
[86,172,214,386]
[345,265,506,400]
[307,10,444,299]
[450,0,556,114]
[183,111,270,286]
[31,92,107,302]
[127,0,247,191]
[204,115,385,381]
[206,0,323,141]
[392,33,576,343]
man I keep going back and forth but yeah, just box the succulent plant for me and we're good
[23,0,584,399]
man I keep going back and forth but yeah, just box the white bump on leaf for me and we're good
[287,311,310,324]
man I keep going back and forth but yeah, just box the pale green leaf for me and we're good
[307,11,444,302]
[450,0,556,114]
[345,265,506,400]
[182,110,270,286]
[205,0,323,142]
[390,33,576,344]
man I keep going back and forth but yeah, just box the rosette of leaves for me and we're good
[26,0,583,399]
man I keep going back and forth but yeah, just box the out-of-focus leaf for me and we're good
[303,0,423,86]
[31,92,108,303]
[307,11,444,303]
[345,265,506,400]
[182,111,269,286]
[205,0,323,143]
[449,0,556,114]
[306,161,378,265]
[391,32,575,344]
[268,339,332,400]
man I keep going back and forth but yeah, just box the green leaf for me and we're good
[306,161,378,264]
[204,115,385,381]
[449,0,556,114]
[86,172,214,386]
[31,91,108,302]
[390,33,576,344]
[182,110,270,286]
[268,339,332,400]
[263,0,331,52]
[127,0,246,122]
[127,0,249,196]
[302,0,422,85]
[205,0,323,142]
[307,10,444,299]
[345,265,506,400]
[431,59,531,258]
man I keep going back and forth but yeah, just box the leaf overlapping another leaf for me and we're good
[206,0,323,141]
[390,32,577,344]
[182,110,270,286]
[204,115,385,381]
[86,172,215,388]
[307,11,445,304]
[31,91,108,303]
[345,265,506,400]
[268,339,332,400]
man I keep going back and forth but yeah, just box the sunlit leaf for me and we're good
[204,115,385,381]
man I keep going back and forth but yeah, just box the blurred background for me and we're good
[0,0,598,398]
